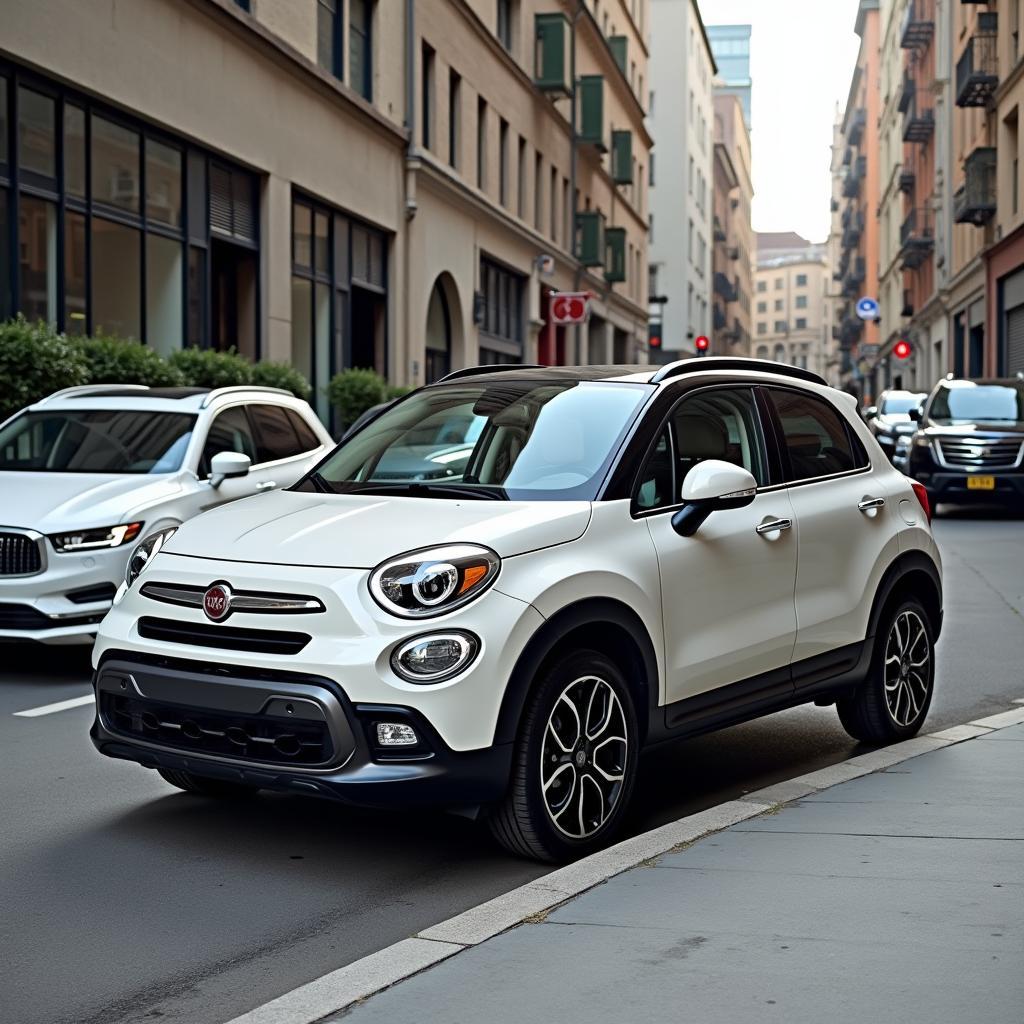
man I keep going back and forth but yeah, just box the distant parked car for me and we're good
[864,389,927,463]
[0,384,332,644]
[906,376,1024,510]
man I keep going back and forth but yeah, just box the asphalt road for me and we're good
[1,508,1022,1024]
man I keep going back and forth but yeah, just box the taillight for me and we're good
[910,480,932,524]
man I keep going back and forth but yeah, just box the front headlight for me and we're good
[369,544,500,618]
[124,527,177,589]
[913,434,933,448]
[50,522,144,553]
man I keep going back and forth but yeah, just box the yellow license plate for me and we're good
[967,475,996,490]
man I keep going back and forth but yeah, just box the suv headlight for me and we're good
[125,527,177,589]
[50,522,144,553]
[369,544,500,618]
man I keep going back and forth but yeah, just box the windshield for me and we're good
[928,383,1024,424]
[0,410,197,474]
[881,395,924,415]
[302,380,652,500]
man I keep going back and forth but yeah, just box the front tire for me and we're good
[838,597,935,744]
[157,767,259,799]
[489,650,639,862]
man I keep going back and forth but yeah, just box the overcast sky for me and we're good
[699,0,862,243]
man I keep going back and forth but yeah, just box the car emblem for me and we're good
[203,583,232,622]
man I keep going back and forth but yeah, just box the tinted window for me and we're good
[286,409,323,452]
[250,404,304,462]
[768,389,861,481]
[0,411,195,474]
[201,406,256,477]
[928,382,1024,423]
[880,394,925,415]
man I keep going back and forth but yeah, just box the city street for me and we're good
[2,508,1021,1024]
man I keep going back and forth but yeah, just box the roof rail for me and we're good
[37,384,151,404]
[435,363,544,384]
[200,385,294,408]
[650,357,828,387]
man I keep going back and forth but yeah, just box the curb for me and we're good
[224,702,1024,1024]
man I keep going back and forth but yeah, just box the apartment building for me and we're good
[711,92,752,356]
[827,106,846,384]
[648,0,716,359]
[753,233,831,381]
[706,23,752,129]
[2,0,651,425]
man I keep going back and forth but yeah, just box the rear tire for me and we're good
[489,649,639,863]
[157,767,259,798]
[837,597,935,744]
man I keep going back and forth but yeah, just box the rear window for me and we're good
[767,389,866,482]
[250,404,306,463]
[286,409,323,452]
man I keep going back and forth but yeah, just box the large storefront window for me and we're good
[292,193,388,422]
[0,62,259,356]
[478,256,524,364]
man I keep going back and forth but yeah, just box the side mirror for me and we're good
[209,451,251,488]
[908,406,923,422]
[864,406,878,421]
[671,460,758,538]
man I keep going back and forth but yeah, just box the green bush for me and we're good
[251,360,312,401]
[169,346,253,389]
[0,317,91,420]
[386,384,411,401]
[78,334,187,387]
[328,368,390,428]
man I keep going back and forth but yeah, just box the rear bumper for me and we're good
[90,653,511,808]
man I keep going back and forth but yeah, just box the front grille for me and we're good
[137,616,310,655]
[0,533,43,576]
[936,437,1024,468]
[0,603,106,630]
[100,692,334,766]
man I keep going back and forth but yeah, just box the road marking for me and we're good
[13,694,94,718]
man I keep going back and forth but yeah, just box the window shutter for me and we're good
[605,227,626,282]
[209,163,257,243]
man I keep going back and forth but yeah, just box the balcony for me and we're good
[727,245,740,261]
[900,207,934,269]
[848,108,867,147]
[604,226,627,282]
[898,73,915,114]
[575,210,606,266]
[901,0,934,49]
[903,100,935,143]
[534,14,572,95]
[611,130,633,184]
[899,169,916,194]
[713,215,727,242]
[953,146,997,225]
[577,75,606,151]
[840,315,864,348]
[956,18,998,108]
[843,155,866,198]
[713,303,728,330]
[842,257,866,298]
[842,211,863,250]
[714,271,738,303]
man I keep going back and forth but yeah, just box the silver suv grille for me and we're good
[0,532,44,576]
[936,437,1024,469]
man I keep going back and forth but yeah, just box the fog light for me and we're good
[391,631,479,684]
[376,722,419,747]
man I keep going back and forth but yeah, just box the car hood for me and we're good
[0,471,183,532]
[875,417,916,434]
[164,489,593,568]
[923,421,1024,436]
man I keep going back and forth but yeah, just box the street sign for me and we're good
[550,291,590,325]
[856,297,879,321]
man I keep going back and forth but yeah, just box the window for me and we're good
[767,389,864,482]
[92,116,140,214]
[774,299,783,311]
[757,322,767,335]
[18,87,55,183]
[756,280,766,293]
[757,301,766,313]
[517,137,527,218]
[550,165,558,239]
[649,153,655,186]
[477,97,487,190]
[774,320,787,332]
[688,156,693,193]
[421,42,435,149]
[349,0,372,100]
[756,346,769,359]
[18,196,58,326]
[499,117,509,206]
[448,70,461,167]
[287,410,322,452]
[201,406,256,476]
[250,404,309,463]
[497,0,513,51]
[775,277,783,290]
[634,388,767,511]
[795,294,808,309]
[479,256,524,362]
[795,273,807,286]
[534,152,543,230]
[795,317,807,329]
[65,105,86,198]
[317,0,342,78]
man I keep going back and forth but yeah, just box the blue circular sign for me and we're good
[856,297,879,321]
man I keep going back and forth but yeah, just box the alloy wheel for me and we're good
[540,675,628,839]
[883,609,931,727]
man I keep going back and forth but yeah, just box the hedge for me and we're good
[0,317,90,421]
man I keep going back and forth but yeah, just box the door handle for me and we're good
[755,517,792,536]
[256,480,277,491]
[858,496,886,512]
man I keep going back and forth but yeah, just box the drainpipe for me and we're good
[403,0,417,386]
[570,0,584,363]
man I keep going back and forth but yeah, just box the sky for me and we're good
[698,0,863,243]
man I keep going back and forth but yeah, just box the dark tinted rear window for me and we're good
[250,404,304,462]
[286,409,322,452]
[768,389,865,482]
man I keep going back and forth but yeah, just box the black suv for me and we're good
[907,377,1024,509]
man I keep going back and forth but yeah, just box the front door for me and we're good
[636,387,798,708]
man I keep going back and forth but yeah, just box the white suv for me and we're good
[91,360,942,861]
[0,385,332,644]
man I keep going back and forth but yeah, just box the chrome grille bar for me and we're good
[140,582,325,614]
[935,437,1024,469]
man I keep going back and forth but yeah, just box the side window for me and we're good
[767,389,863,482]
[201,407,257,477]
[286,409,323,453]
[250,404,305,462]
[634,388,766,511]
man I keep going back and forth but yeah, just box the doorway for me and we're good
[351,285,386,373]
[210,239,257,359]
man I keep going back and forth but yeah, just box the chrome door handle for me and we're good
[858,496,886,512]
[256,480,277,491]
[755,517,792,535]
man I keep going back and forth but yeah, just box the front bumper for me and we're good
[913,470,1024,505]
[91,652,512,808]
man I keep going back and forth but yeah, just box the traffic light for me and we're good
[894,339,912,360]
[695,335,710,356]
[649,323,662,350]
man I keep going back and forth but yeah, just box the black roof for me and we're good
[70,387,211,399]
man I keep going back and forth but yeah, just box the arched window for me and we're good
[755,345,769,360]
[425,279,452,383]
[773,343,786,363]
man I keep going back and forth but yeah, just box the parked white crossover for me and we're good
[0,384,332,643]
[92,360,942,861]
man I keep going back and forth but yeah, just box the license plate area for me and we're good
[966,475,996,490]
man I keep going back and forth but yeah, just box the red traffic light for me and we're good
[695,335,710,352]
[894,339,912,360]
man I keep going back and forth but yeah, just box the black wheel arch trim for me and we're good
[865,550,943,642]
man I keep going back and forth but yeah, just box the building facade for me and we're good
[706,23,752,130]
[826,106,846,385]
[753,233,831,380]
[2,0,651,424]
[648,0,715,359]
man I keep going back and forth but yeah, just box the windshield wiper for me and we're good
[342,482,504,500]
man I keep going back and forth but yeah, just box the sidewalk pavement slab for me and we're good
[333,732,1024,1024]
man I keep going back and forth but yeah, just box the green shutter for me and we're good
[605,227,627,282]
[577,75,606,151]
[576,211,606,266]
[611,130,633,184]
[534,14,571,95]
[609,35,628,76]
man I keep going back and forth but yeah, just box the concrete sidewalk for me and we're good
[333,724,1024,1024]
